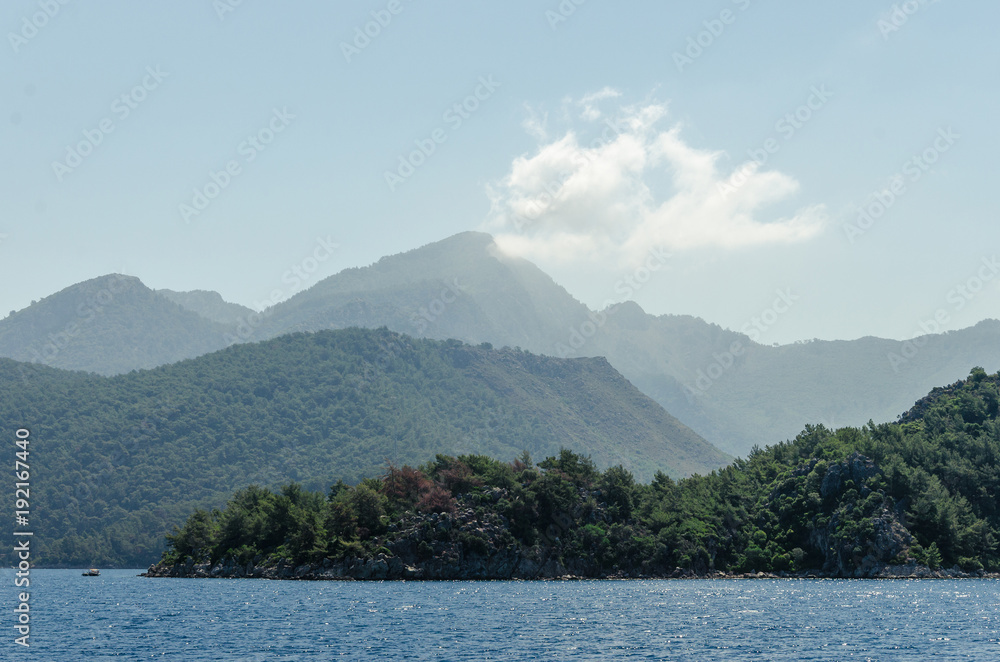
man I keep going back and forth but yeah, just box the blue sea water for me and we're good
[1,570,999,660]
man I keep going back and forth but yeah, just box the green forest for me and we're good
[156,368,1000,578]
[1,327,721,568]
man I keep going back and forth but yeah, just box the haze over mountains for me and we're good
[0,274,232,374]
[2,231,998,457]
[156,288,254,326]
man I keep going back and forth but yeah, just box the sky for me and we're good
[2,0,998,345]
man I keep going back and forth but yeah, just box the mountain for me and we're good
[591,308,1000,456]
[253,231,591,352]
[2,327,726,567]
[250,232,1000,456]
[0,275,232,375]
[156,288,255,326]
[3,233,999,459]
[249,232,1000,456]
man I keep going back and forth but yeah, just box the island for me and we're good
[145,368,1000,581]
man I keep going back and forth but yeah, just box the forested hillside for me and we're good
[152,368,1000,579]
[2,328,724,567]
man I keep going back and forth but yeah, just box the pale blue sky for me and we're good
[2,0,997,343]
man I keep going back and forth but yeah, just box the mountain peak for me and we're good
[257,230,591,353]
[0,273,228,374]
[72,272,145,293]
[438,230,495,247]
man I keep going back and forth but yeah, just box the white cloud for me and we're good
[484,94,828,268]
[577,86,621,121]
[520,103,549,142]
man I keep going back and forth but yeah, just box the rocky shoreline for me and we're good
[148,437,1000,584]
[142,557,997,582]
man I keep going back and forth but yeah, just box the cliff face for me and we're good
[795,453,912,577]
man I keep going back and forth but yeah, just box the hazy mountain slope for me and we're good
[592,306,1000,456]
[0,275,231,375]
[156,288,254,326]
[2,327,726,567]
[254,234,1000,458]
[256,231,592,352]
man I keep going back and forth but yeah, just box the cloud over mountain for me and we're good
[485,92,828,269]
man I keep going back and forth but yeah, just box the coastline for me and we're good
[142,557,997,581]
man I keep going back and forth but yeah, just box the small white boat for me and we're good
[82,569,100,576]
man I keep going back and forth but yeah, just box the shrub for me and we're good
[958,556,983,572]
[417,486,457,514]
[459,532,490,556]
[383,464,432,510]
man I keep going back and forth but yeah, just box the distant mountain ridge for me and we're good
[156,288,254,326]
[0,274,231,375]
[599,310,1000,455]
[2,232,999,457]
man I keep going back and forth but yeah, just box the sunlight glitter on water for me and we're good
[3,571,1000,660]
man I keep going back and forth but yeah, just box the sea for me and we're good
[1,570,999,660]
